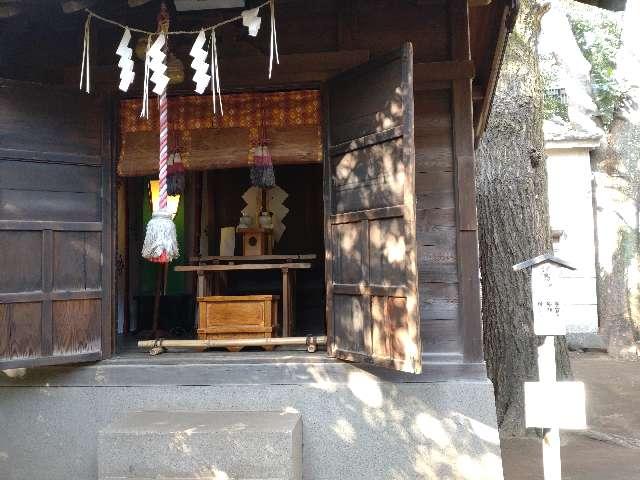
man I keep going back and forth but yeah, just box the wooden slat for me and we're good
[0,221,102,231]
[0,148,101,165]
[0,189,100,222]
[0,160,101,193]
[0,352,101,370]
[333,283,409,297]
[42,230,53,356]
[330,205,405,225]
[190,254,317,263]
[329,126,403,156]
[175,262,312,272]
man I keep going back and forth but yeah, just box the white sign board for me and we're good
[531,264,566,336]
[525,381,587,429]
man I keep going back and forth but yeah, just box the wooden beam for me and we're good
[451,0,484,364]
[474,7,511,143]
[64,50,371,93]
[175,262,312,272]
[414,60,475,84]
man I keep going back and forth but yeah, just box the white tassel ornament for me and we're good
[141,210,179,262]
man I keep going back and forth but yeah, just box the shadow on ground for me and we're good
[501,351,640,480]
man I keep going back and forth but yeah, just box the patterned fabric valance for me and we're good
[118,90,322,177]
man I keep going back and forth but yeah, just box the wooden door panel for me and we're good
[0,231,43,293]
[53,232,102,291]
[0,303,42,360]
[325,44,421,373]
[0,79,111,369]
[52,300,101,356]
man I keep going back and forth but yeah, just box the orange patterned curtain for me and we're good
[118,90,321,177]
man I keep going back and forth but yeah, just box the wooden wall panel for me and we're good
[53,231,102,291]
[0,81,111,368]
[52,299,101,356]
[329,60,403,144]
[413,86,461,355]
[0,231,42,293]
[0,160,100,193]
[0,302,42,359]
[333,295,366,354]
[332,139,405,213]
[0,82,101,161]
[0,190,100,222]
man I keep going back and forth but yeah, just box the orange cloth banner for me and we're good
[119,90,321,176]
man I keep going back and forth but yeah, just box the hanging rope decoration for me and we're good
[79,0,280,115]
[79,1,280,263]
[140,3,179,264]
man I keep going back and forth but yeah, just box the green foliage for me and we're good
[567,7,622,127]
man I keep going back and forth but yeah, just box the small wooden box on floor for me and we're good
[197,295,279,350]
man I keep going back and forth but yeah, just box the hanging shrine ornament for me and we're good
[148,33,170,96]
[116,28,135,92]
[78,0,280,115]
[189,30,210,95]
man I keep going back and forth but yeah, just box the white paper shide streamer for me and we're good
[210,29,223,115]
[241,7,261,37]
[189,30,211,95]
[116,28,135,92]
[148,33,170,95]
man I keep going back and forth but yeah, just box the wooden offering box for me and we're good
[197,295,279,350]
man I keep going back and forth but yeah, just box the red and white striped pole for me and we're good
[158,89,168,212]
[158,2,170,215]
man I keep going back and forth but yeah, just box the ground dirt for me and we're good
[500,351,640,480]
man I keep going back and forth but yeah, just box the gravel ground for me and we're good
[501,352,640,480]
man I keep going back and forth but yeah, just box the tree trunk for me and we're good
[590,0,640,358]
[475,0,572,436]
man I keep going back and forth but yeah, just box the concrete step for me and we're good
[97,410,302,480]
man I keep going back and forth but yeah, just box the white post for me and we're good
[538,335,561,480]
[514,255,585,480]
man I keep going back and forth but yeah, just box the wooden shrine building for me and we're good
[0,1,519,479]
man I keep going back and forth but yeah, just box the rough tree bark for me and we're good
[475,0,572,436]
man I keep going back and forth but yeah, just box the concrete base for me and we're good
[98,411,302,480]
[0,353,503,480]
[567,332,606,351]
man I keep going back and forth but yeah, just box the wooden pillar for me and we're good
[451,0,483,363]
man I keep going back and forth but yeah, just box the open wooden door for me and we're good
[0,79,113,369]
[324,44,421,373]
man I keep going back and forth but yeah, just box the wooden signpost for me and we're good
[513,254,587,480]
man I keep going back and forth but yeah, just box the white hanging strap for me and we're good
[268,0,279,79]
[140,34,152,118]
[79,13,92,93]
[210,29,223,116]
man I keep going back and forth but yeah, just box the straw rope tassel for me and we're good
[79,14,92,93]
